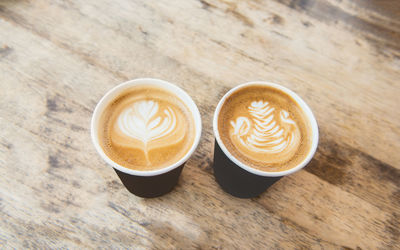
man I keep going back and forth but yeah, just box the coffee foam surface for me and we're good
[218,85,312,172]
[99,86,195,171]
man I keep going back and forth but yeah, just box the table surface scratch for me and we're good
[1,0,399,249]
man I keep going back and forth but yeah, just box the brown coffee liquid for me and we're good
[218,85,312,172]
[98,86,195,171]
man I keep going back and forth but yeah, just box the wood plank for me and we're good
[0,0,399,248]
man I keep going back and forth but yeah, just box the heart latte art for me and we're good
[99,86,195,171]
[115,100,184,164]
[217,85,312,172]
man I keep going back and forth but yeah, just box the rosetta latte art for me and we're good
[116,100,180,164]
[230,101,300,162]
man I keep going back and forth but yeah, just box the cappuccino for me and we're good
[98,86,195,171]
[217,85,312,172]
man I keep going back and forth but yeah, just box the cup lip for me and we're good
[213,81,319,177]
[91,78,202,177]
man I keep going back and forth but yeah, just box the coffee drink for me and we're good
[98,86,195,171]
[217,84,313,172]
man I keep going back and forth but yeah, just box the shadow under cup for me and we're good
[91,78,202,198]
[212,82,319,198]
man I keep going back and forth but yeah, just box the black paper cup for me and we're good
[91,78,202,198]
[212,81,319,198]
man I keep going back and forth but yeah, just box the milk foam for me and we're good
[113,99,185,165]
[229,100,300,161]
[217,85,313,172]
[118,101,176,144]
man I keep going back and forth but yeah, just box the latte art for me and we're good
[217,85,313,172]
[230,101,300,156]
[99,86,195,171]
[117,100,178,164]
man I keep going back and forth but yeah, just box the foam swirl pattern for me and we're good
[229,101,300,164]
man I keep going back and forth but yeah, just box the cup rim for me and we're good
[213,81,319,177]
[91,78,202,177]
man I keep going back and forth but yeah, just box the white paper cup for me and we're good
[212,81,319,198]
[91,78,202,197]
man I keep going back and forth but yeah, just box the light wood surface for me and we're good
[1,0,399,248]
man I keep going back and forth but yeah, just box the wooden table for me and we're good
[1,0,399,248]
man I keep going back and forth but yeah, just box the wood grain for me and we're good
[0,0,399,248]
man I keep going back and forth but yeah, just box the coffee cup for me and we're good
[91,78,202,198]
[213,81,318,198]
